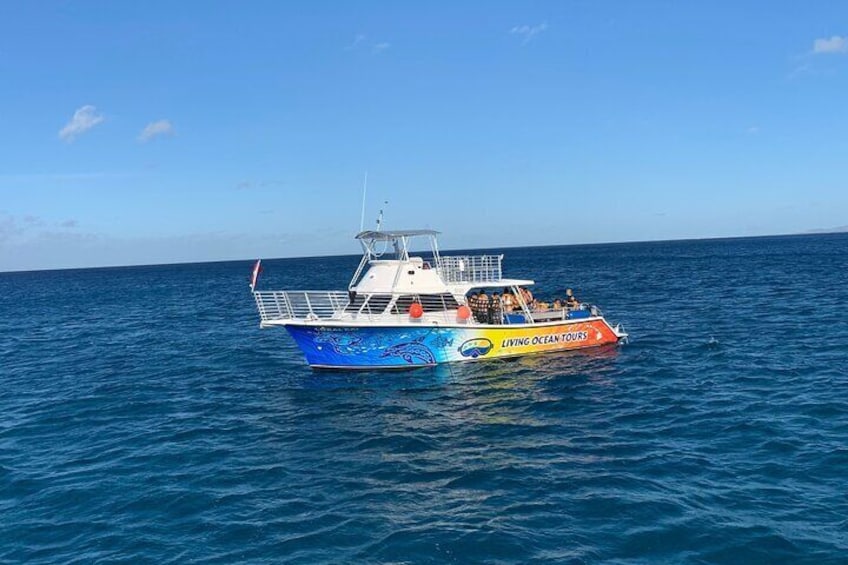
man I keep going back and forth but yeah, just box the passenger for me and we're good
[535,301,549,313]
[490,292,503,324]
[552,299,563,310]
[502,290,515,313]
[478,289,489,307]
[476,290,490,323]
[565,288,579,309]
[517,287,537,312]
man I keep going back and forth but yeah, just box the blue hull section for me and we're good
[285,325,455,368]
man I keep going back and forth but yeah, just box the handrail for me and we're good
[253,290,471,325]
[253,290,600,327]
[435,254,503,284]
[254,290,350,322]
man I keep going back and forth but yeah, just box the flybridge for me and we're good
[349,228,521,293]
[353,229,442,271]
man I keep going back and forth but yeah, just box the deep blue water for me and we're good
[2,234,848,563]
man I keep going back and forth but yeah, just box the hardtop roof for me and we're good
[355,229,440,241]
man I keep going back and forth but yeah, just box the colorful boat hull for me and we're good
[285,318,622,369]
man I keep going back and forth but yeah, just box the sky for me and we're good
[1,1,847,271]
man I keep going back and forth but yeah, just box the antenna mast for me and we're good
[358,171,368,232]
[375,200,388,232]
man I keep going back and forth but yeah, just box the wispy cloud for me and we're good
[346,33,366,50]
[0,214,79,247]
[0,213,25,245]
[138,119,175,142]
[58,105,105,142]
[812,35,848,54]
[346,33,390,54]
[372,42,390,54]
[234,179,285,191]
[0,213,46,244]
[746,125,760,134]
[509,22,548,43]
[789,35,847,79]
[0,172,131,183]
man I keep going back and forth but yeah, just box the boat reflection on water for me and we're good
[296,342,623,390]
[434,342,622,379]
[295,345,623,427]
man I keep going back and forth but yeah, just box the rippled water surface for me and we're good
[2,234,847,563]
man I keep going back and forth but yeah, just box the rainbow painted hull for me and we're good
[285,317,623,369]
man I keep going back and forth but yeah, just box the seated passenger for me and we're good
[476,290,491,323]
[490,292,503,323]
[552,299,563,310]
[535,301,549,312]
[501,290,515,312]
[565,288,579,309]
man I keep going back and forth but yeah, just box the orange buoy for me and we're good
[409,302,424,318]
[457,305,471,320]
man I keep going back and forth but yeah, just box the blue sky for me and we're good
[1,1,847,271]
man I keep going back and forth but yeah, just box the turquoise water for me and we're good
[2,234,847,563]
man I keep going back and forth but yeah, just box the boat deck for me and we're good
[253,290,598,328]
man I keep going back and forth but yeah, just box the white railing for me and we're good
[254,290,473,325]
[253,291,350,322]
[436,254,504,284]
[253,290,599,326]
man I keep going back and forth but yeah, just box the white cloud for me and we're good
[0,171,125,182]
[138,119,175,142]
[234,179,285,190]
[813,35,848,54]
[346,34,389,54]
[510,22,548,43]
[346,34,366,50]
[58,105,105,142]
[0,214,24,244]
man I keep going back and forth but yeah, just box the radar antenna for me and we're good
[375,200,388,232]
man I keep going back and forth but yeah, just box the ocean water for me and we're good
[2,234,847,563]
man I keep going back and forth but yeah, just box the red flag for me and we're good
[249,259,262,291]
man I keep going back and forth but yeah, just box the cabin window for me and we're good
[392,293,460,313]
[344,294,393,314]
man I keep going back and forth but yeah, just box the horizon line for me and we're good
[1,229,845,275]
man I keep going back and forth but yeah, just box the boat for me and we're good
[252,229,627,369]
